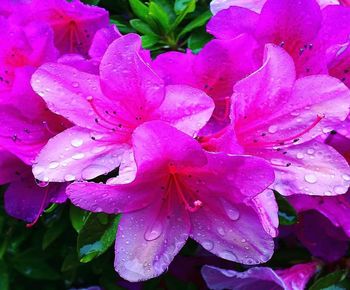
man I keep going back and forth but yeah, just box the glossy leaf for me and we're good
[309,270,349,290]
[77,213,120,263]
[274,190,298,225]
[130,19,157,35]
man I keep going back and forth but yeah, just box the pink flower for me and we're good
[31,34,214,183]
[16,0,110,56]
[202,262,319,290]
[210,0,340,15]
[200,44,350,197]
[67,121,275,281]
[0,17,59,118]
[153,35,260,134]
[208,0,350,78]
[0,148,66,225]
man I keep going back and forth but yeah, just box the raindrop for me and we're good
[202,240,214,251]
[220,250,237,261]
[72,153,85,160]
[334,185,348,194]
[221,199,240,221]
[217,227,225,236]
[71,81,79,88]
[144,220,163,241]
[71,138,84,147]
[64,174,76,182]
[296,153,304,159]
[35,179,49,187]
[268,125,278,134]
[48,161,60,169]
[342,174,350,181]
[33,166,45,176]
[304,174,317,184]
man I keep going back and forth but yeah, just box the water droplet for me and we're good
[71,138,83,147]
[334,185,348,194]
[342,174,350,181]
[202,240,214,251]
[296,152,304,159]
[268,125,278,134]
[220,250,237,261]
[217,227,225,236]
[33,166,44,176]
[72,81,79,88]
[304,174,317,184]
[48,161,59,169]
[64,174,75,182]
[35,179,49,187]
[221,199,240,221]
[307,149,315,155]
[144,220,163,241]
[72,153,85,160]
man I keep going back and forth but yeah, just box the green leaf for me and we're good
[310,270,349,290]
[42,219,68,249]
[179,10,212,38]
[82,0,100,5]
[77,213,120,263]
[149,2,171,32]
[69,205,90,233]
[141,34,160,49]
[13,250,61,280]
[129,0,149,23]
[273,190,298,225]
[130,19,157,35]
[188,29,212,53]
[174,0,195,15]
[0,261,9,290]
[61,251,80,272]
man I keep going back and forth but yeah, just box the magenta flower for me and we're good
[208,0,350,77]
[67,121,275,281]
[0,148,66,225]
[202,262,318,290]
[210,0,339,15]
[17,0,110,56]
[201,44,350,197]
[0,17,59,117]
[31,34,214,183]
[153,35,260,133]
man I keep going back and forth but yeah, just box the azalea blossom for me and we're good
[202,262,319,290]
[208,0,350,78]
[67,121,275,281]
[210,0,340,15]
[200,44,350,197]
[13,0,110,56]
[0,147,66,224]
[31,33,214,183]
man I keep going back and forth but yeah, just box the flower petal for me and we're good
[33,126,130,182]
[115,197,190,282]
[207,6,259,39]
[201,265,285,290]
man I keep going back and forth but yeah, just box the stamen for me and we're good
[212,96,231,122]
[170,166,202,213]
[26,188,49,228]
[248,114,325,147]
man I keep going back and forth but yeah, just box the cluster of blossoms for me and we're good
[2,0,350,287]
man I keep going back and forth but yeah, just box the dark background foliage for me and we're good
[1,0,350,289]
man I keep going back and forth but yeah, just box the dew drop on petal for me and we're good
[35,178,49,187]
[342,174,350,181]
[33,166,45,176]
[144,220,163,241]
[202,240,214,251]
[72,153,85,160]
[64,174,76,182]
[221,198,240,221]
[334,185,348,194]
[296,152,304,159]
[268,125,278,134]
[304,174,317,184]
[220,250,238,261]
[72,81,79,88]
[71,138,84,147]
[48,161,60,169]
